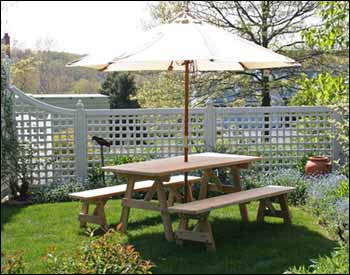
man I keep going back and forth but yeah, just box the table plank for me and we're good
[102,153,261,177]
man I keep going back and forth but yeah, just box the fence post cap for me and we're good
[76,99,85,109]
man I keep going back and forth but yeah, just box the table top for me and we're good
[102,152,261,177]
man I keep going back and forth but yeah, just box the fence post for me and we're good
[204,99,216,151]
[74,100,88,182]
[331,109,344,168]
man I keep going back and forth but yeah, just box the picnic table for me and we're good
[103,152,261,241]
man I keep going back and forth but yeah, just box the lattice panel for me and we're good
[86,109,205,166]
[15,99,76,184]
[216,107,333,170]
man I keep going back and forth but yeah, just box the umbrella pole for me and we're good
[184,60,189,202]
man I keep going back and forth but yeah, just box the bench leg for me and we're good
[257,200,267,223]
[176,216,189,246]
[257,195,292,225]
[175,213,216,252]
[279,194,292,224]
[94,200,108,231]
[79,200,108,231]
[230,166,249,222]
[198,217,216,252]
[119,177,136,233]
[79,202,90,227]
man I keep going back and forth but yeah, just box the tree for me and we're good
[100,72,139,109]
[71,78,100,94]
[136,72,185,108]
[10,50,40,93]
[291,1,349,174]
[147,1,319,106]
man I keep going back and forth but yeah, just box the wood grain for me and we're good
[103,153,261,177]
[168,186,295,215]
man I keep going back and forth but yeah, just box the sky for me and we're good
[2,1,152,55]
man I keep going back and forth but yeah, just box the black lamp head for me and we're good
[92,136,112,147]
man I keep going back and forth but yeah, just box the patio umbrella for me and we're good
[67,9,300,202]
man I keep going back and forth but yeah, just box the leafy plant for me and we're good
[298,1,349,176]
[243,169,310,205]
[1,251,25,274]
[289,73,347,106]
[44,230,154,274]
[1,60,19,199]
[285,244,349,274]
[32,179,86,203]
[307,174,349,243]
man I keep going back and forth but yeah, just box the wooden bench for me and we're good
[69,175,201,230]
[168,185,296,251]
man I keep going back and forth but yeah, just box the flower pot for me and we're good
[305,156,332,176]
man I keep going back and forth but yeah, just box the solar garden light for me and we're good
[92,136,112,185]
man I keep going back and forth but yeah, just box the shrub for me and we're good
[285,244,349,274]
[1,251,25,274]
[243,169,310,205]
[33,155,148,203]
[32,179,87,203]
[45,230,154,274]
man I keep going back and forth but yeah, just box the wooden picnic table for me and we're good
[102,152,261,241]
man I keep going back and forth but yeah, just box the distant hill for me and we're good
[11,48,107,94]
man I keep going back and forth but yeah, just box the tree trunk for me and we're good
[260,1,272,107]
[261,75,271,107]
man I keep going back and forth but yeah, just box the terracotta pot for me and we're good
[305,156,332,176]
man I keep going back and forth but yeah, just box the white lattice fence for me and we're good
[216,106,334,170]
[11,86,337,184]
[12,86,76,184]
[85,109,206,167]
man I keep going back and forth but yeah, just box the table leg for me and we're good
[230,166,249,222]
[118,177,136,233]
[156,179,174,241]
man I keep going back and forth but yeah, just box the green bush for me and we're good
[88,155,148,186]
[243,169,310,205]
[285,244,349,274]
[1,251,25,274]
[32,179,86,203]
[33,155,149,204]
[45,230,154,274]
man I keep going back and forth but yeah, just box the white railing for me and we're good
[11,86,340,184]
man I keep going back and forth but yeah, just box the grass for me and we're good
[1,200,337,274]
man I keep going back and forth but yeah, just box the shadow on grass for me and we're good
[128,217,337,274]
[78,215,168,237]
[1,205,26,232]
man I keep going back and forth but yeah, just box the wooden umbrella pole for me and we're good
[184,60,190,202]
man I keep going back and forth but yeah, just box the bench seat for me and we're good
[169,185,295,251]
[69,175,201,231]
[69,175,201,201]
[168,185,295,215]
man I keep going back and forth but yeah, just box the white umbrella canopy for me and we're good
[67,10,300,202]
[68,11,299,71]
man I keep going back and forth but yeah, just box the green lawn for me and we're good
[1,200,337,274]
